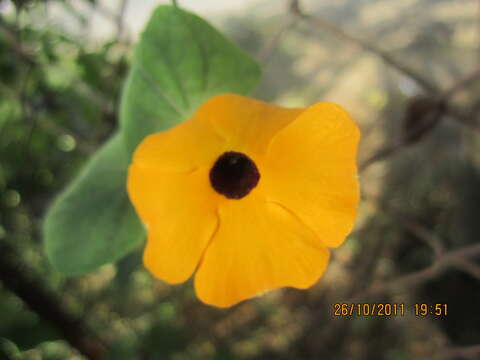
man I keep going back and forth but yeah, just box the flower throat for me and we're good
[209,151,260,199]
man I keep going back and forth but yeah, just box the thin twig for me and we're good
[348,243,480,303]
[453,261,480,280]
[359,67,480,172]
[115,0,129,40]
[258,16,298,63]
[442,67,480,100]
[403,220,445,258]
[368,196,446,257]
[289,0,438,93]
[358,140,403,173]
[289,0,480,173]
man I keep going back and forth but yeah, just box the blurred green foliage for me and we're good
[1,0,480,359]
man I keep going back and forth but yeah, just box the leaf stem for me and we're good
[172,0,178,7]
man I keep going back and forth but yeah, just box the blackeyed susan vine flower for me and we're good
[127,94,360,308]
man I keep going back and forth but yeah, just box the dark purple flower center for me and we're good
[209,151,260,199]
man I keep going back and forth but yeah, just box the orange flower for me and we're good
[127,94,360,307]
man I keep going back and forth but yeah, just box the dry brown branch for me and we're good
[359,67,480,172]
[367,196,446,257]
[358,140,403,173]
[349,243,480,303]
[287,1,480,173]
[453,260,480,280]
[258,16,298,63]
[115,0,129,41]
[289,0,438,93]
[403,220,445,258]
[443,67,480,100]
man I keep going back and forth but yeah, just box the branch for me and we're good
[349,243,480,303]
[0,242,107,359]
[403,220,444,257]
[359,67,480,172]
[367,194,446,257]
[258,15,298,63]
[453,260,480,280]
[288,1,480,173]
[363,195,480,280]
[115,0,129,40]
[288,0,438,93]
[443,67,480,100]
[358,140,403,173]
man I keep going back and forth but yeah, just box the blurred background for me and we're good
[1,0,480,359]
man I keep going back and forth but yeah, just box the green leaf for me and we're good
[44,134,144,275]
[120,5,261,152]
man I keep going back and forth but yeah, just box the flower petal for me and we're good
[264,102,360,248]
[196,94,303,156]
[128,165,220,283]
[194,193,330,308]
[132,110,225,173]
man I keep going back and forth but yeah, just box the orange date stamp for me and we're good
[333,303,405,317]
[333,303,448,317]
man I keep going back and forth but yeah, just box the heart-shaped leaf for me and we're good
[44,134,144,275]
